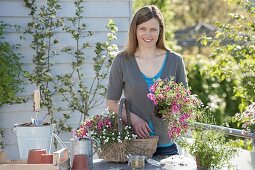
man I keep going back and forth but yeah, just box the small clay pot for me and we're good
[72,154,89,170]
[27,149,47,164]
[41,153,53,164]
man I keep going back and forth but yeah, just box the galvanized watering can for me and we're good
[70,137,99,169]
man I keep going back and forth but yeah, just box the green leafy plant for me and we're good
[22,0,118,133]
[179,106,238,169]
[180,129,238,169]
[23,0,72,134]
[58,0,118,123]
[23,0,63,121]
[186,54,241,125]
[0,22,24,106]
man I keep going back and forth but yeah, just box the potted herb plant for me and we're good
[180,129,238,169]
[178,105,238,169]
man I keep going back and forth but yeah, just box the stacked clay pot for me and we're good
[27,149,53,164]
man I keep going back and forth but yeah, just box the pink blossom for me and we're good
[158,93,165,100]
[147,78,199,140]
[147,93,158,105]
[104,118,112,127]
[149,84,157,93]
[164,85,170,92]
[175,127,181,134]
[85,120,93,128]
[176,93,181,99]
[171,104,180,113]
[97,121,104,130]
[75,128,88,138]
[179,113,190,123]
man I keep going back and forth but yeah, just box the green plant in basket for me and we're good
[75,110,137,145]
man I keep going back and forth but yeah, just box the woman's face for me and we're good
[136,18,160,49]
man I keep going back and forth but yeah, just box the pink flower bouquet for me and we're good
[147,78,201,140]
[75,110,137,145]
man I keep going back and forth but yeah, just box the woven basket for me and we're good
[96,98,159,162]
[97,136,158,162]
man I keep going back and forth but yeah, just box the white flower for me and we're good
[132,134,137,138]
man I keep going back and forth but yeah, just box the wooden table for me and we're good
[92,155,197,170]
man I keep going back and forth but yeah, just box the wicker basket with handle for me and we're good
[97,98,159,162]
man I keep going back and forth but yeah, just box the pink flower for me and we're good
[104,118,112,127]
[179,113,190,123]
[171,104,180,113]
[85,120,93,128]
[164,85,170,92]
[149,84,157,93]
[147,93,158,105]
[176,93,181,99]
[75,128,88,138]
[158,93,165,100]
[97,121,104,130]
[147,78,200,140]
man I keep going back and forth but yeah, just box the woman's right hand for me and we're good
[130,113,152,139]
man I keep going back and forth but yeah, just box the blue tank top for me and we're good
[142,55,173,147]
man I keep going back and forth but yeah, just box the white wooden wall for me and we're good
[0,0,132,159]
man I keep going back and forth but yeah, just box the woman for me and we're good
[106,5,187,156]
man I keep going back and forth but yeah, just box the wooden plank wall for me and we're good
[0,0,132,159]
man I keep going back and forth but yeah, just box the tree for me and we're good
[169,0,235,29]
[201,0,255,110]
[58,0,118,123]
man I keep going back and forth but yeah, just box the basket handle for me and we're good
[118,98,132,138]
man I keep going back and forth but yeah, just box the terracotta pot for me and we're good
[27,149,46,164]
[41,153,53,164]
[72,154,89,170]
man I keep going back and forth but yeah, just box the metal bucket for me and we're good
[14,124,54,160]
[71,138,98,169]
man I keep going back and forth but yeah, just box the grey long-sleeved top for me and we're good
[106,50,188,145]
